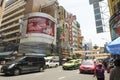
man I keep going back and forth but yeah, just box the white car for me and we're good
[45,56,59,68]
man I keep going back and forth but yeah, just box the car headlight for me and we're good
[8,64,15,69]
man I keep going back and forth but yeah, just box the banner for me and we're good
[26,16,55,36]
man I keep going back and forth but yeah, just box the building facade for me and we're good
[0,0,6,25]
[108,0,120,40]
[0,0,58,55]
[0,0,83,57]
[57,6,83,58]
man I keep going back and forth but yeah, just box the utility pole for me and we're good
[57,27,62,65]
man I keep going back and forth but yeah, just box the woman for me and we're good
[94,63,105,80]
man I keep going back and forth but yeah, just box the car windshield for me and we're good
[82,61,94,65]
[67,61,73,63]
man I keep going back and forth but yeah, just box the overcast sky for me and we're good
[58,0,111,47]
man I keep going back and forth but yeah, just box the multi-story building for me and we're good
[58,6,83,57]
[57,6,70,57]
[72,20,82,51]
[0,0,6,25]
[0,0,58,55]
[0,0,83,58]
[108,0,120,40]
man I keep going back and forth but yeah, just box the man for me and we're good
[110,59,120,80]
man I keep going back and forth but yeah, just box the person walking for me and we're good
[94,63,105,80]
[109,59,120,80]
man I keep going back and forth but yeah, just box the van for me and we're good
[1,55,45,76]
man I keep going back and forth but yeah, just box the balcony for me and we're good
[4,0,26,16]
[3,9,25,21]
[1,15,24,27]
[0,23,19,32]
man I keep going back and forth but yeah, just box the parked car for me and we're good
[79,60,96,73]
[76,59,82,65]
[45,56,59,68]
[62,59,80,70]
[1,55,45,76]
[45,59,59,68]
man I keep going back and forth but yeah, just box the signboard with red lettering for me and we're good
[26,16,54,36]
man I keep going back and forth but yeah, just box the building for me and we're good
[0,0,6,25]
[57,6,83,58]
[0,0,58,55]
[72,20,82,51]
[108,0,120,40]
[0,0,83,58]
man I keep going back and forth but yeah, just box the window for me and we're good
[95,14,102,20]
[96,20,102,26]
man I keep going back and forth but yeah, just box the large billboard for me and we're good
[89,0,104,5]
[90,1,104,33]
[26,16,54,37]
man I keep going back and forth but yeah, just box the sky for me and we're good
[58,0,111,47]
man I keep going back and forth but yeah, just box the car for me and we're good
[1,55,45,76]
[76,59,82,64]
[79,60,96,73]
[45,56,59,68]
[45,59,59,68]
[62,59,80,70]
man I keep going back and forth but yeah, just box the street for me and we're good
[0,66,110,80]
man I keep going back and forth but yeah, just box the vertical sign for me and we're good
[89,0,104,33]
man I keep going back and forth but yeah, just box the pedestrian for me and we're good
[94,63,105,80]
[109,59,120,80]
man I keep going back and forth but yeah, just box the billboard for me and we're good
[26,16,54,36]
[92,2,103,33]
[89,0,104,5]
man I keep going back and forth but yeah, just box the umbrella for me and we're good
[106,37,120,55]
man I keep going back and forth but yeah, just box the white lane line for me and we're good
[58,76,66,80]
[34,73,44,76]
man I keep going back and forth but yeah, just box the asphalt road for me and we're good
[0,66,110,80]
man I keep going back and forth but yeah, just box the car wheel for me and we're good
[39,67,44,72]
[55,64,58,67]
[62,67,65,70]
[14,69,20,76]
[46,65,49,68]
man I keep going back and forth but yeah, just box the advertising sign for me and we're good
[26,16,54,36]
[89,0,104,5]
[93,2,103,33]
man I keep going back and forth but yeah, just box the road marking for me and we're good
[34,73,44,76]
[58,76,66,80]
